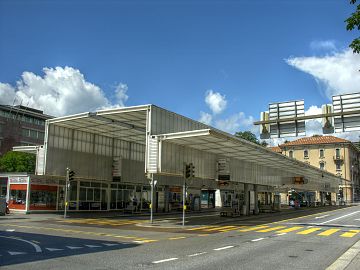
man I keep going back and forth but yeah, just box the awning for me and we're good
[157,129,342,192]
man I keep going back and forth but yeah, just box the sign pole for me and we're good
[150,173,154,224]
[182,176,186,227]
[64,168,69,219]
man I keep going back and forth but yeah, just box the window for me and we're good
[304,149,309,159]
[336,162,341,171]
[335,148,340,159]
[289,150,293,158]
[319,149,324,158]
[320,162,325,170]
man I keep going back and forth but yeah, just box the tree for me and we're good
[0,151,36,173]
[234,131,260,145]
[345,0,360,53]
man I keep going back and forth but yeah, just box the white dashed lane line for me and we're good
[213,245,234,251]
[187,252,207,257]
[251,238,265,242]
[276,233,287,236]
[152,258,178,264]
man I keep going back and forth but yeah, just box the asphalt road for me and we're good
[1,205,359,270]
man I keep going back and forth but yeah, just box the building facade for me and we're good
[0,105,53,155]
[274,136,360,203]
[5,105,342,213]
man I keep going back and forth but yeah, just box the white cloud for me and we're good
[114,83,128,107]
[205,90,227,114]
[215,112,257,135]
[199,111,212,125]
[310,40,336,51]
[0,66,127,117]
[286,49,360,99]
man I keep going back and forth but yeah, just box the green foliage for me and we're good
[345,0,360,53]
[0,151,36,173]
[234,131,260,145]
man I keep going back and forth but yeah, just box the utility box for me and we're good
[0,197,6,216]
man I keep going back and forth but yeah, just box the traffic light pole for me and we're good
[182,176,186,227]
[64,168,69,219]
[150,173,154,224]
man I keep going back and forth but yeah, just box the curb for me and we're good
[326,239,360,270]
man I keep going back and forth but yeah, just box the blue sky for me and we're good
[0,0,359,140]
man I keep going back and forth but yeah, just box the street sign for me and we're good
[333,92,360,132]
[269,100,305,138]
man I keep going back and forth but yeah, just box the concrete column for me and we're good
[164,186,170,212]
[243,184,250,216]
[254,184,259,215]
[265,192,269,205]
[320,191,324,206]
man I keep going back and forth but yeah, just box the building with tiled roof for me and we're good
[277,135,359,203]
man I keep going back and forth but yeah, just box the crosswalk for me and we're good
[187,224,360,238]
[58,218,144,227]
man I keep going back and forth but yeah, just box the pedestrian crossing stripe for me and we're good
[238,225,269,232]
[297,228,322,235]
[205,226,237,232]
[318,229,340,236]
[187,226,216,231]
[277,226,303,233]
[340,230,360,238]
[256,226,286,233]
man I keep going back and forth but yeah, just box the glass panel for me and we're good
[79,187,87,201]
[80,181,91,187]
[69,181,77,201]
[94,188,101,201]
[87,188,94,201]
[110,189,117,209]
[91,182,101,188]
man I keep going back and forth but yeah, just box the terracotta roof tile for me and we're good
[280,136,350,147]
[269,146,282,153]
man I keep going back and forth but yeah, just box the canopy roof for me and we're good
[157,129,342,191]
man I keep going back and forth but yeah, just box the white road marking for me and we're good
[0,236,42,253]
[251,238,265,242]
[8,251,27,255]
[188,252,207,257]
[85,245,101,248]
[355,219,360,221]
[5,229,15,232]
[66,246,83,249]
[318,211,360,225]
[152,258,178,264]
[46,248,64,252]
[315,215,330,219]
[133,241,145,244]
[213,245,234,251]
[103,243,119,246]
[276,233,287,236]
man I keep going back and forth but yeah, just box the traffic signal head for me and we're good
[185,164,191,179]
[69,170,75,181]
[190,163,195,178]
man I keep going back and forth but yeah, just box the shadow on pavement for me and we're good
[0,230,138,267]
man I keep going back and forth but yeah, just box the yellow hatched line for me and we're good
[297,228,321,235]
[168,236,187,240]
[187,226,216,231]
[205,226,237,232]
[256,226,286,233]
[219,226,246,232]
[340,230,360,238]
[239,225,269,232]
[318,229,340,236]
[277,226,303,233]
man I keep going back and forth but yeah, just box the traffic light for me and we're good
[185,164,191,179]
[69,170,75,181]
[189,163,195,178]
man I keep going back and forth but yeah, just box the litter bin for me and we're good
[0,197,6,216]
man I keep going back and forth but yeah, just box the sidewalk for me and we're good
[327,239,360,270]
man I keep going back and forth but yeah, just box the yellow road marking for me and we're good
[219,226,245,232]
[318,229,340,236]
[297,228,321,235]
[168,236,187,240]
[204,226,237,232]
[198,234,210,237]
[340,230,360,238]
[256,226,286,233]
[239,225,269,232]
[277,226,303,233]
[187,226,216,231]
